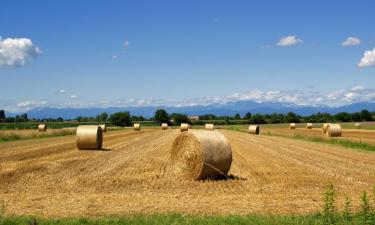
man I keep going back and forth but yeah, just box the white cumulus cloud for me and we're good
[70,95,78,100]
[358,47,375,67]
[59,89,66,94]
[16,100,48,110]
[0,37,41,67]
[277,35,302,47]
[342,37,361,46]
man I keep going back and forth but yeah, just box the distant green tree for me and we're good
[360,109,373,121]
[243,112,252,120]
[234,113,241,120]
[171,113,190,125]
[249,113,266,124]
[199,114,217,120]
[109,111,132,126]
[351,112,361,122]
[131,115,145,121]
[96,112,108,122]
[0,110,5,122]
[154,109,169,125]
[285,112,300,123]
[335,112,351,122]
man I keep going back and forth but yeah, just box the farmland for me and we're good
[1,127,375,220]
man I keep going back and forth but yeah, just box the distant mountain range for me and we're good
[6,101,375,119]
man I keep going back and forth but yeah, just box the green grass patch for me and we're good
[0,130,76,143]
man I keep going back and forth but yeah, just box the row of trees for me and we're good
[1,109,374,125]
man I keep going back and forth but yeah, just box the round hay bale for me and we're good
[248,125,260,134]
[289,123,296,129]
[180,123,189,132]
[161,123,168,130]
[306,123,313,129]
[99,124,107,132]
[76,125,103,150]
[205,123,214,130]
[326,124,342,137]
[321,123,330,133]
[355,123,361,128]
[38,124,47,132]
[134,123,141,131]
[171,130,232,180]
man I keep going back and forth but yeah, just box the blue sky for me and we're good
[1,0,375,112]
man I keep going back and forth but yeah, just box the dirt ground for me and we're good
[1,128,375,218]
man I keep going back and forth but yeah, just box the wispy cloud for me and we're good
[0,37,41,67]
[342,37,361,46]
[58,89,66,94]
[277,35,302,47]
[358,47,375,67]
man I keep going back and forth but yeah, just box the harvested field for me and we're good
[261,127,375,145]
[0,129,375,218]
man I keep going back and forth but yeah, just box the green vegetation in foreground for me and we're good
[0,213,372,225]
[226,125,375,152]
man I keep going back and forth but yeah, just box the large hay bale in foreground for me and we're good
[289,123,296,129]
[322,123,330,133]
[134,123,141,131]
[205,123,214,130]
[76,125,103,150]
[99,124,107,132]
[248,125,260,134]
[180,123,189,132]
[38,124,47,132]
[171,130,232,180]
[326,124,342,137]
[306,123,313,129]
[161,123,168,130]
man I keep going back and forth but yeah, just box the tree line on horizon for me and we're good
[0,109,374,126]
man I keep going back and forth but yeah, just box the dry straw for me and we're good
[205,123,214,130]
[355,123,361,128]
[180,123,189,132]
[248,125,260,134]
[76,125,103,150]
[99,124,107,133]
[38,124,47,132]
[134,123,141,131]
[322,123,330,133]
[289,123,296,129]
[326,124,342,137]
[171,130,232,180]
[161,123,168,130]
[306,123,313,129]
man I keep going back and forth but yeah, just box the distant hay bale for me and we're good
[134,123,141,131]
[248,125,260,134]
[180,123,189,132]
[99,124,107,132]
[171,130,232,180]
[161,123,168,130]
[306,123,313,129]
[38,124,47,132]
[76,125,103,150]
[322,123,330,133]
[205,123,214,130]
[289,123,296,129]
[326,124,342,137]
[355,123,361,128]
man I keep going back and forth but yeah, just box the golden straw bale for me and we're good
[76,125,103,150]
[322,123,330,133]
[248,125,260,134]
[306,123,313,129]
[180,123,189,132]
[134,123,141,131]
[171,130,232,180]
[161,123,168,130]
[326,124,342,137]
[99,124,107,132]
[38,124,47,132]
[205,123,214,130]
[289,123,296,129]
